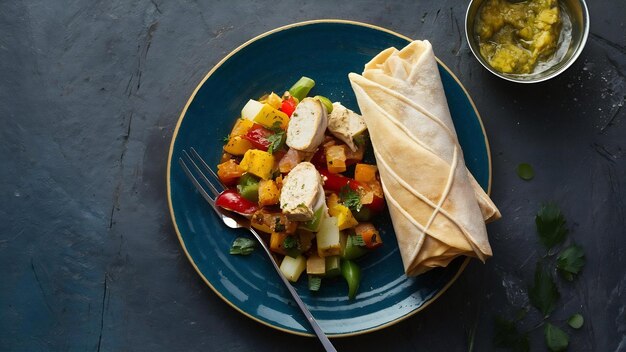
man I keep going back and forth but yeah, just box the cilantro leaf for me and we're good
[267,131,285,154]
[493,316,529,352]
[222,134,230,144]
[352,235,366,247]
[273,217,286,233]
[535,203,568,249]
[544,323,569,351]
[516,163,535,180]
[340,185,362,212]
[556,244,585,281]
[229,237,255,255]
[282,236,297,250]
[528,263,560,318]
[268,121,283,133]
[567,313,584,329]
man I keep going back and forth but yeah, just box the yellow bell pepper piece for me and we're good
[253,103,289,130]
[354,163,378,183]
[240,149,275,180]
[230,118,254,137]
[258,179,280,206]
[327,193,358,230]
[265,92,283,109]
[223,135,253,156]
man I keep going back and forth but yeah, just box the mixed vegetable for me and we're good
[215,76,386,299]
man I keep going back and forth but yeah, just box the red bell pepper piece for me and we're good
[280,97,297,117]
[310,148,326,168]
[215,189,259,216]
[319,169,361,193]
[366,195,385,213]
[242,124,272,151]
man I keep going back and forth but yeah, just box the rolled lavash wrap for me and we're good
[348,40,500,276]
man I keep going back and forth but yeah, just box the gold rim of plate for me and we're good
[166,19,493,338]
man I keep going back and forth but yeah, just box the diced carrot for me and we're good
[258,179,280,206]
[217,159,244,185]
[354,223,382,249]
[355,164,378,183]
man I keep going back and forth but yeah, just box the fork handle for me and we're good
[248,227,337,352]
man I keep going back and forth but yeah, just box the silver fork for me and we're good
[179,148,337,352]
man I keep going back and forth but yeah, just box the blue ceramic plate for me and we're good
[167,20,492,337]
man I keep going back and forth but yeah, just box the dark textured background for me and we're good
[0,1,624,351]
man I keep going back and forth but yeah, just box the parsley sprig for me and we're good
[494,203,586,352]
[339,185,362,212]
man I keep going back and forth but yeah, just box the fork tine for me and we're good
[182,150,221,198]
[190,147,226,193]
[178,157,217,209]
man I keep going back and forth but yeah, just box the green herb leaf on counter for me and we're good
[493,316,530,352]
[340,185,362,212]
[222,134,230,144]
[229,237,255,255]
[567,313,584,329]
[536,203,568,249]
[556,244,585,281]
[516,163,535,180]
[544,323,569,351]
[528,263,560,318]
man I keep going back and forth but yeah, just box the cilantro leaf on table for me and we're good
[493,316,529,352]
[535,203,568,249]
[544,323,569,351]
[229,237,255,255]
[340,185,362,212]
[556,244,585,281]
[516,163,535,181]
[528,263,560,318]
[567,313,584,329]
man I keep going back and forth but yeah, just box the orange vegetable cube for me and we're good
[326,145,347,174]
[216,159,244,185]
[354,163,378,183]
[258,179,280,206]
[223,135,253,156]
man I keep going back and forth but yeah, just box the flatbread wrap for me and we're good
[348,40,500,275]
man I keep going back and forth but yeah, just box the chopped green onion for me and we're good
[288,76,315,101]
[229,237,255,255]
[314,95,333,113]
[308,275,322,292]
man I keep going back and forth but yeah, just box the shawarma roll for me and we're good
[348,40,500,276]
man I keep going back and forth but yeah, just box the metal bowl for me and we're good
[465,0,590,83]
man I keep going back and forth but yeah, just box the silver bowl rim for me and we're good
[464,0,590,84]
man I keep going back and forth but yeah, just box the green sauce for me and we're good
[475,0,562,74]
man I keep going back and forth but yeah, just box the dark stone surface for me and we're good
[0,1,624,351]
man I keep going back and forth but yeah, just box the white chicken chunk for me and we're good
[279,162,323,221]
[286,98,327,153]
[327,102,367,151]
